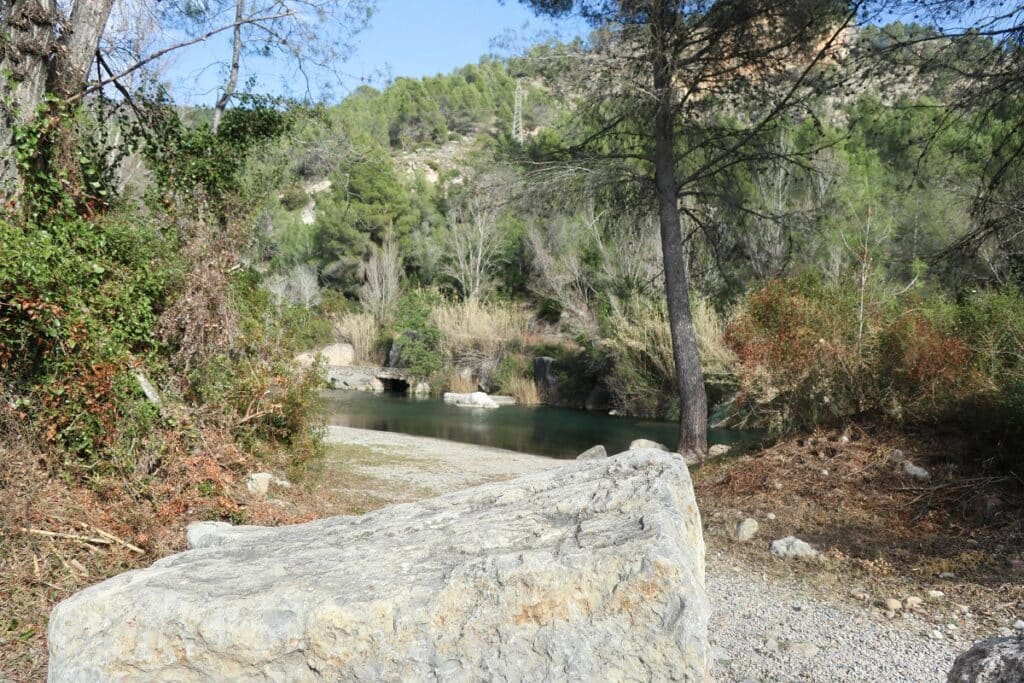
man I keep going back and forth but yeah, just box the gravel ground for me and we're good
[325,426,970,681]
[707,552,965,682]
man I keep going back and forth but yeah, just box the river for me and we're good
[321,390,756,459]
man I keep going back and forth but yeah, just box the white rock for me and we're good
[245,472,273,496]
[630,438,669,451]
[888,448,905,463]
[734,518,759,543]
[412,382,431,396]
[928,590,945,600]
[884,598,903,612]
[903,461,931,481]
[905,596,923,609]
[930,629,945,640]
[770,536,819,560]
[948,635,1024,682]
[708,444,731,459]
[766,513,776,520]
[49,450,711,682]
[1014,620,1024,631]
[443,391,500,409]
[577,444,608,461]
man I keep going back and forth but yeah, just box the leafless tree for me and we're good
[157,0,374,131]
[360,235,402,325]
[444,174,509,301]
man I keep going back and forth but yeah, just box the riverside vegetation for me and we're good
[2,1,1024,679]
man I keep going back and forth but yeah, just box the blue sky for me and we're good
[164,0,584,106]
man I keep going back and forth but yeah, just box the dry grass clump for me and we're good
[602,295,735,417]
[431,298,531,387]
[333,312,379,364]
[502,375,541,405]
[432,298,530,360]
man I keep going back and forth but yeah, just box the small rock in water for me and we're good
[629,438,669,452]
[928,590,945,600]
[734,518,759,542]
[905,596,923,610]
[577,444,608,461]
[884,598,903,612]
[903,461,931,481]
[1013,619,1024,631]
[770,536,819,560]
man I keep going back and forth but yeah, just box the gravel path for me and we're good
[324,426,966,681]
[706,553,964,682]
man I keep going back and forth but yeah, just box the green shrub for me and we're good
[280,186,309,211]
[0,213,176,463]
[387,289,444,380]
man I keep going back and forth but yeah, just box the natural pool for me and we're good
[321,390,757,459]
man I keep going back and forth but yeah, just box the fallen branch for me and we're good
[92,528,145,555]
[20,527,112,547]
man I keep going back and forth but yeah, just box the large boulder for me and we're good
[948,635,1024,682]
[48,450,710,681]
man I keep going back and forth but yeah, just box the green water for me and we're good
[321,390,757,460]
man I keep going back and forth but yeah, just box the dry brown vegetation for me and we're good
[694,424,1024,631]
[0,406,344,681]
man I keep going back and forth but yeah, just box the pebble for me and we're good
[927,590,945,599]
[735,518,759,543]
[929,629,944,640]
[905,596,923,609]
[789,641,820,658]
[884,598,903,612]
[1014,620,1024,631]
[765,513,776,520]
[903,461,931,481]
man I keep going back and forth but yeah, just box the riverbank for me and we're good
[313,427,970,681]
[4,424,1017,681]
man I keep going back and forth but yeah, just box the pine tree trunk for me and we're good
[651,22,709,464]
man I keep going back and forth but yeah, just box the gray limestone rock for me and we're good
[947,635,1024,683]
[576,444,608,461]
[48,450,710,682]
[770,536,819,560]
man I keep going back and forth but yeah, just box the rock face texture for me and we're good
[948,635,1024,683]
[48,449,710,682]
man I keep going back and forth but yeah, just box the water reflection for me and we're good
[322,391,756,460]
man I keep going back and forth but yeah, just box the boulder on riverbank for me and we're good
[48,450,710,681]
